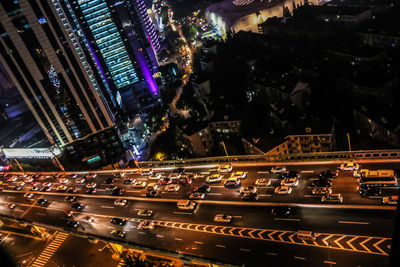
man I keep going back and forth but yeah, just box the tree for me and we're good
[182,24,198,41]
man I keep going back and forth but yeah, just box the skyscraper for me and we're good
[54,0,160,115]
[0,0,124,166]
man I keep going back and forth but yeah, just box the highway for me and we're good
[0,161,398,266]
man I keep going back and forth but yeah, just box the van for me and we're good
[147,183,158,192]
[296,230,316,241]
[177,200,196,210]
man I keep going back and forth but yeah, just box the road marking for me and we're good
[266,252,277,256]
[216,244,226,248]
[208,193,222,196]
[322,235,333,246]
[36,213,46,216]
[304,195,320,198]
[324,261,336,265]
[338,221,369,225]
[7,196,15,199]
[360,237,373,253]
[100,206,114,209]
[31,232,68,267]
[240,248,250,252]
[200,172,210,175]
[174,237,183,241]
[96,189,105,192]
[173,211,192,215]
[334,235,346,249]
[156,234,164,238]
[257,171,269,174]
[274,218,301,222]
[301,170,314,173]
[209,186,224,188]
[232,215,242,219]
[138,232,146,235]
[294,256,306,260]
[126,190,144,193]
[258,194,272,197]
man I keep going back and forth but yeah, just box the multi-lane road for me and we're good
[0,161,399,266]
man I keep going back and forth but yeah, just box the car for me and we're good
[64,196,76,202]
[86,188,96,194]
[86,182,97,188]
[4,202,16,209]
[76,178,85,184]
[340,161,360,171]
[240,186,257,194]
[274,186,293,195]
[24,193,35,200]
[148,173,162,180]
[0,181,3,185]
[146,183,158,191]
[31,186,39,191]
[59,178,69,184]
[105,186,118,192]
[190,192,205,199]
[56,185,67,192]
[360,187,382,197]
[281,170,300,179]
[37,198,48,205]
[230,171,247,179]
[177,200,196,210]
[165,184,180,192]
[271,207,297,217]
[24,177,33,183]
[111,188,124,196]
[137,209,153,217]
[85,173,97,179]
[132,181,147,188]
[40,186,51,192]
[114,198,128,206]
[382,195,398,205]
[312,187,333,195]
[168,173,181,179]
[206,174,223,183]
[105,177,115,184]
[66,220,80,228]
[110,217,126,226]
[65,210,74,217]
[42,182,52,187]
[31,182,40,187]
[110,229,126,238]
[146,190,161,197]
[7,176,17,182]
[178,177,192,185]
[138,220,155,230]
[217,164,233,173]
[67,187,78,193]
[172,167,186,173]
[123,178,135,185]
[69,174,78,179]
[187,173,198,179]
[71,202,84,210]
[193,184,210,193]
[159,177,172,185]
[113,172,126,178]
[319,170,338,179]
[241,192,259,201]
[82,216,95,223]
[14,185,23,190]
[54,173,63,179]
[280,178,299,187]
[19,174,28,178]
[321,193,343,203]
[311,178,332,187]
[255,178,271,186]
[140,168,153,176]
[271,166,286,173]
[224,177,241,187]
[33,173,41,178]
[214,214,232,223]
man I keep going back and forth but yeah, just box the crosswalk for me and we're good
[31,232,69,267]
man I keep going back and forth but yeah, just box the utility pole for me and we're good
[221,141,229,161]
[346,133,352,151]
[13,158,24,172]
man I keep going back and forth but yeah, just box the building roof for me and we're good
[179,118,209,136]
[287,117,333,136]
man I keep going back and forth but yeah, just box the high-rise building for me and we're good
[0,0,124,167]
[54,0,160,115]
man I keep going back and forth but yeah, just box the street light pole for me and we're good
[347,133,352,151]
[13,158,24,172]
[221,141,229,162]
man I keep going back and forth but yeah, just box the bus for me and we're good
[359,176,398,190]
[354,169,394,178]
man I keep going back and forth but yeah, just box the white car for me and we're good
[24,177,33,183]
[149,173,162,180]
[86,182,97,188]
[224,178,241,187]
[137,209,153,217]
[255,178,271,186]
[340,161,360,171]
[240,186,257,194]
[16,181,25,187]
[59,178,69,184]
[217,164,233,173]
[138,220,154,230]
[206,174,223,183]
[214,214,232,223]
[321,193,343,203]
[382,195,398,205]
[165,184,180,192]
[7,176,18,182]
[69,174,78,179]
[19,174,28,178]
[190,192,206,199]
[76,178,85,184]
[140,169,153,176]
[85,173,97,179]
[113,172,126,178]
[280,178,299,187]
[133,181,147,188]
[168,173,181,179]
[271,166,286,173]
[82,216,95,223]
[114,199,127,206]
[274,186,293,195]
[312,187,332,195]
[230,171,247,179]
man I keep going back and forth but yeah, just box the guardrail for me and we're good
[137,150,400,168]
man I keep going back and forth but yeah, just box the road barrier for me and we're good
[137,150,400,168]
